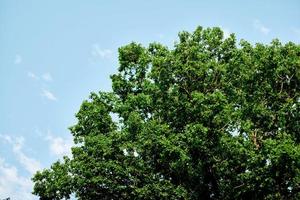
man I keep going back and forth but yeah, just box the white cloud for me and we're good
[222,28,231,39]
[27,72,39,80]
[41,89,57,101]
[16,151,42,175]
[42,73,53,82]
[28,72,53,82]
[45,134,73,157]
[219,26,231,39]
[0,134,42,175]
[0,134,41,199]
[14,54,22,64]
[91,44,113,59]
[0,158,36,200]
[253,19,270,35]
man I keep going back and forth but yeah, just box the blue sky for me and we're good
[0,0,299,199]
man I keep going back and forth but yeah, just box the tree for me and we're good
[32,26,300,199]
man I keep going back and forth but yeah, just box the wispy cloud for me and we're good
[91,43,113,59]
[42,73,53,82]
[0,158,35,200]
[223,28,231,39]
[219,26,231,39]
[27,72,56,101]
[27,72,39,80]
[0,134,42,175]
[14,146,42,175]
[253,19,270,35]
[14,54,22,64]
[27,72,53,82]
[45,133,73,157]
[0,134,40,199]
[41,89,57,101]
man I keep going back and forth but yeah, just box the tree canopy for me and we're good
[32,26,300,199]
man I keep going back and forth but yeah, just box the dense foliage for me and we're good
[32,26,300,199]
